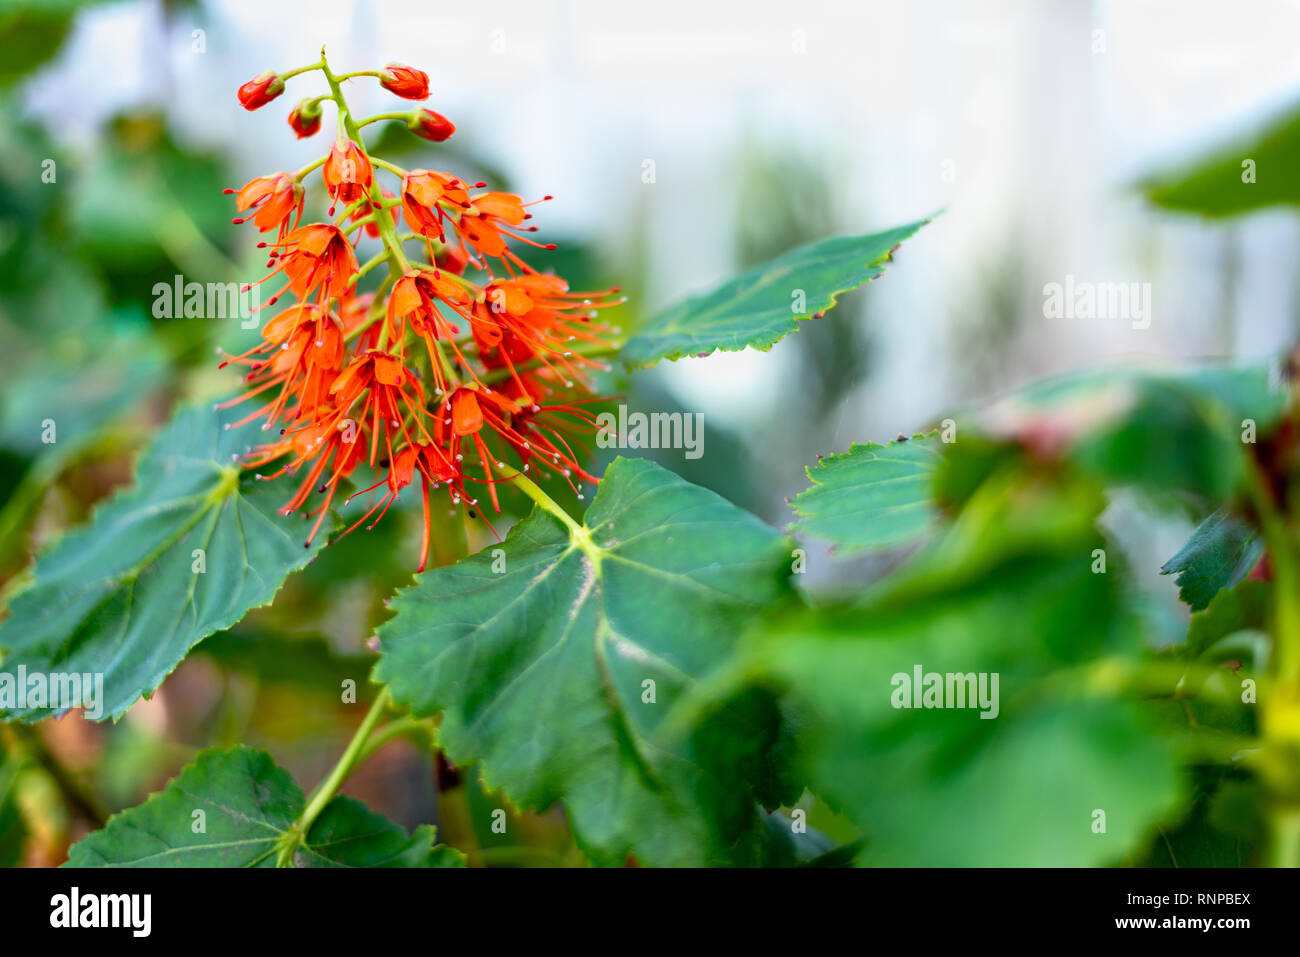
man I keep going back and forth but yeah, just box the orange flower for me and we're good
[247,418,366,548]
[342,444,418,538]
[223,56,628,568]
[455,191,555,274]
[346,441,464,571]
[218,303,344,429]
[323,137,373,211]
[502,395,604,486]
[432,386,538,511]
[263,223,359,303]
[413,443,465,569]
[401,169,472,242]
[471,273,620,392]
[227,172,303,241]
[329,351,433,467]
[385,270,480,388]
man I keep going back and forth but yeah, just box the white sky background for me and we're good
[21,0,1300,440]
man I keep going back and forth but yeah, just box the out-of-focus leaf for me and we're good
[790,433,941,553]
[1161,509,1263,612]
[199,628,370,694]
[1141,770,1261,867]
[0,308,166,457]
[738,470,1181,866]
[375,457,795,866]
[0,1,95,87]
[1184,580,1270,674]
[1140,101,1300,217]
[972,364,1285,499]
[71,113,231,270]
[621,217,931,368]
[0,403,332,721]
[65,747,462,867]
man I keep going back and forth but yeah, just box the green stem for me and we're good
[1241,441,1300,866]
[371,156,411,179]
[294,155,326,182]
[321,54,415,351]
[357,111,415,129]
[478,845,569,867]
[348,250,388,288]
[343,214,375,236]
[1270,808,1300,867]
[496,465,583,536]
[498,466,601,567]
[279,60,323,82]
[356,715,435,765]
[275,686,391,866]
[480,343,618,384]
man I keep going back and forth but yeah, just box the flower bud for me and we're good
[237,70,285,110]
[435,242,470,275]
[409,108,455,142]
[287,98,322,138]
[380,63,430,100]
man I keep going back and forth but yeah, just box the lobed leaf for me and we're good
[0,402,332,721]
[65,746,462,867]
[1161,509,1263,612]
[375,457,797,866]
[790,433,941,553]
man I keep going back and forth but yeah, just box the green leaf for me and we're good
[0,1,90,88]
[1139,769,1262,867]
[70,113,233,271]
[1186,579,1270,659]
[740,473,1181,866]
[1161,509,1263,611]
[1139,101,1300,217]
[65,747,463,867]
[0,309,167,457]
[375,457,795,866]
[621,217,932,369]
[0,402,332,722]
[790,433,941,553]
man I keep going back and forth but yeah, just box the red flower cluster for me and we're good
[223,57,622,570]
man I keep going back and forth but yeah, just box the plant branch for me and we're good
[274,686,391,866]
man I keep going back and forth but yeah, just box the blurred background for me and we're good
[1,0,1298,865]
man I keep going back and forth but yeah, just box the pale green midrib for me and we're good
[84,836,279,866]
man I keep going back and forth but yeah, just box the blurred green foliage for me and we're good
[1141,100,1300,216]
